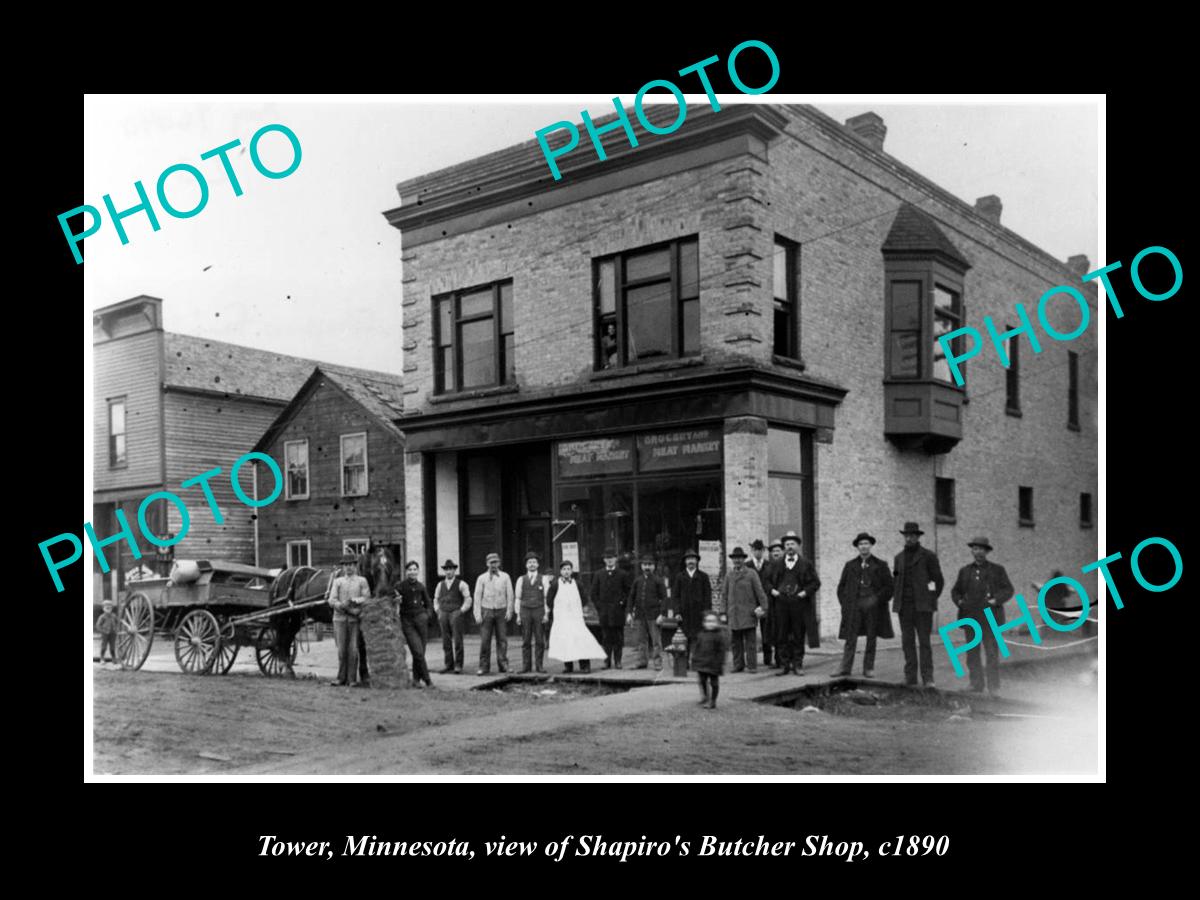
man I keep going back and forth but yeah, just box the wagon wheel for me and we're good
[256,625,298,677]
[212,622,239,675]
[174,610,221,675]
[116,592,154,670]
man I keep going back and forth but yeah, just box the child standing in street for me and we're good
[691,612,730,710]
[97,599,119,666]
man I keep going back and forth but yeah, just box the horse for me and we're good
[263,546,399,677]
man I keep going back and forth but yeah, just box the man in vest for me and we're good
[514,551,551,674]
[892,521,945,688]
[435,559,471,674]
[765,531,821,675]
[950,537,1014,697]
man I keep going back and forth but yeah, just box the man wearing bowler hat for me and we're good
[591,548,631,668]
[764,531,821,674]
[669,548,713,669]
[514,550,552,674]
[628,552,668,670]
[950,537,1014,696]
[892,522,945,687]
[719,546,768,673]
[748,540,775,667]
[833,532,895,678]
[435,559,471,674]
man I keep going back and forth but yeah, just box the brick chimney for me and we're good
[975,195,1002,224]
[845,112,886,152]
[1067,254,1091,277]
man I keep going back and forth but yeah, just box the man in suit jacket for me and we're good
[763,532,821,675]
[748,539,775,667]
[950,537,1014,696]
[833,532,895,678]
[669,548,713,670]
[892,522,945,687]
[590,548,631,669]
[719,546,768,673]
[628,553,668,671]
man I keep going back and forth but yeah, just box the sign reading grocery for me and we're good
[637,428,722,471]
[557,438,635,478]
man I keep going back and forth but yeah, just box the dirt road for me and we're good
[92,655,1097,776]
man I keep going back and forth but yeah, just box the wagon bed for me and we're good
[115,560,326,676]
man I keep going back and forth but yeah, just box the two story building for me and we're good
[92,296,404,599]
[383,103,1098,634]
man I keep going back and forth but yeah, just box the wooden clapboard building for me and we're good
[252,367,407,570]
[92,295,404,600]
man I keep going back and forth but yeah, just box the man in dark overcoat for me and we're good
[718,546,767,673]
[590,547,631,669]
[892,521,945,687]
[628,553,668,671]
[833,532,895,678]
[950,537,1014,696]
[669,548,713,669]
[763,531,821,675]
[748,539,775,667]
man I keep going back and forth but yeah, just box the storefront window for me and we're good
[636,476,723,585]
[557,483,634,578]
[767,427,813,555]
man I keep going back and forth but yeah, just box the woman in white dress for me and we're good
[547,561,607,673]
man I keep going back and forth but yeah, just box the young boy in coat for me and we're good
[692,612,730,709]
[97,599,119,666]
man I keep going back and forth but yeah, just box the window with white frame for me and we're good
[285,439,309,499]
[341,432,368,496]
[343,538,369,558]
[286,540,311,568]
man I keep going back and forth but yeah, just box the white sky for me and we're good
[82,96,1099,374]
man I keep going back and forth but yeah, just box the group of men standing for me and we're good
[325,522,1016,695]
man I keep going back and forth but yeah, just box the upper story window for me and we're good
[434,280,514,393]
[341,432,368,497]
[286,540,311,568]
[108,397,127,467]
[595,236,699,370]
[773,237,800,359]
[284,439,309,500]
[1068,350,1080,430]
[935,476,956,523]
[1005,329,1021,414]
[932,285,963,383]
[1018,485,1035,526]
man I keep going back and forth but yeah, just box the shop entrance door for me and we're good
[515,518,551,572]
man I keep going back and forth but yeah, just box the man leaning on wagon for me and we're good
[329,554,370,687]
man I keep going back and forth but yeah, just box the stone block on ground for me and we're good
[360,598,411,688]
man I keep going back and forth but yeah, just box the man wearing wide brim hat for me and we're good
[718,547,768,673]
[669,549,712,669]
[435,560,471,674]
[762,531,821,674]
[891,522,945,688]
[950,537,1014,696]
[833,532,895,678]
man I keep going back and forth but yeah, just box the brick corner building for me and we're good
[382,104,1098,636]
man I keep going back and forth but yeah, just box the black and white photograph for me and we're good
[80,91,1109,779]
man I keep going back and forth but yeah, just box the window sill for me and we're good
[1005,406,1023,418]
[590,356,705,381]
[1018,519,1035,528]
[1080,522,1094,529]
[429,383,519,404]
[1067,422,1081,432]
[771,354,807,373]
[284,495,310,502]
[935,514,957,525]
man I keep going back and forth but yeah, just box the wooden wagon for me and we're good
[115,560,329,676]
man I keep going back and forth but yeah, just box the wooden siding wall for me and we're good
[256,379,406,569]
[163,391,283,564]
[94,332,163,493]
